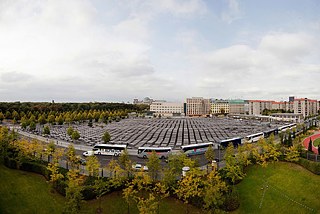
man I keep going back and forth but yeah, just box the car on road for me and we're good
[132,164,148,171]
[83,151,94,157]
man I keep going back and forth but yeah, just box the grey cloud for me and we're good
[1,71,33,82]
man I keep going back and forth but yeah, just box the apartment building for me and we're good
[150,102,184,117]
[229,100,246,114]
[186,97,210,117]
[248,100,273,115]
[211,100,230,114]
[293,98,318,118]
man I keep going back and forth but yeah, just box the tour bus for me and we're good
[137,147,172,159]
[245,132,264,143]
[278,123,297,133]
[263,128,278,138]
[91,144,127,156]
[181,142,218,156]
[220,137,242,148]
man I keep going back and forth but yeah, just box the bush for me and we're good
[21,161,50,180]
[221,189,240,211]
[82,186,97,200]
[298,158,320,175]
[4,157,17,169]
[55,179,67,196]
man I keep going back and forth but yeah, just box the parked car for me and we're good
[132,164,148,171]
[83,151,94,157]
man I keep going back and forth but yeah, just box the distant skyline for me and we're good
[0,0,320,102]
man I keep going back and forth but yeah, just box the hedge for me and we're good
[297,158,320,175]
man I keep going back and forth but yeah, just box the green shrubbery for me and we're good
[297,158,320,175]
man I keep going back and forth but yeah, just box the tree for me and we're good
[203,170,228,212]
[47,148,64,189]
[0,112,4,123]
[45,141,56,162]
[67,126,74,136]
[308,138,313,152]
[318,146,320,155]
[175,168,204,213]
[102,131,111,143]
[66,144,78,169]
[48,114,55,124]
[205,145,216,173]
[118,148,132,178]
[123,172,167,214]
[236,142,252,170]
[71,130,80,141]
[107,159,125,186]
[20,116,28,129]
[285,146,300,163]
[38,114,47,125]
[94,177,109,213]
[88,119,93,127]
[43,125,50,135]
[205,145,215,165]
[64,169,84,214]
[146,151,161,181]
[224,144,244,185]
[29,121,36,131]
[85,155,100,177]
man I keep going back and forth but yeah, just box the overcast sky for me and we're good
[0,0,320,103]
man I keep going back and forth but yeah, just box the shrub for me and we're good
[82,186,97,200]
[221,189,240,211]
[4,157,17,169]
[298,158,320,175]
[21,161,50,180]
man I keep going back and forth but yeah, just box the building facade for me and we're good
[150,102,184,117]
[248,100,273,115]
[270,113,303,123]
[293,98,318,118]
[186,97,210,117]
[211,100,230,114]
[229,100,245,114]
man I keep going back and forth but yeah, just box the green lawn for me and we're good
[313,138,320,147]
[0,165,201,214]
[233,162,320,214]
[0,165,65,213]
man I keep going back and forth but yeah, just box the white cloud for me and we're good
[221,0,242,24]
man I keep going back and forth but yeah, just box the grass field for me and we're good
[0,165,201,214]
[0,165,65,213]
[233,162,320,214]
[313,138,320,147]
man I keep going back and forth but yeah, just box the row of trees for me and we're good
[0,102,149,115]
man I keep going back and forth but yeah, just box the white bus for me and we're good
[92,144,127,156]
[137,147,172,159]
[245,132,264,143]
[181,142,218,156]
[278,123,297,133]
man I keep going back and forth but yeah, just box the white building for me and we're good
[248,100,273,115]
[293,98,318,118]
[150,102,184,117]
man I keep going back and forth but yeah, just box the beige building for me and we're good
[248,100,273,115]
[229,100,246,114]
[150,102,184,117]
[211,100,230,114]
[271,101,293,112]
[293,98,318,118]
[186,97,210,117]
